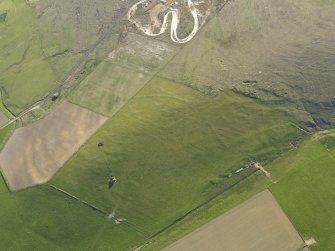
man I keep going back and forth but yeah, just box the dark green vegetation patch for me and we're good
[0,10,7,22]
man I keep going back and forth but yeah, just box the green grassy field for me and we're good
[69,60,150,116]
[270,130,335,250]
[0,125,143,250]
[0,0,57,113]
[0,0,100,114]
[0,175,145,250]
[1,1,334,250]
[52,77,301,241]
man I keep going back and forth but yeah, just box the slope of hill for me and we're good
[0,0,334,250]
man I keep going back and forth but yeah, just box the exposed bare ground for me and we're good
[0,102,106,191]
[163,190,303,251]
[305,238,317,246]
[254,162,271,178]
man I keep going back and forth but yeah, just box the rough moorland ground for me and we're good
[51,77,301,244]
[159,0,335,128]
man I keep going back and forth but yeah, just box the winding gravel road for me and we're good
[128,0,200,43]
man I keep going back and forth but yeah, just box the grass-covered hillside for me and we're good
[51,77,301,246]
[0,0,334,250]
[0,75,303,250]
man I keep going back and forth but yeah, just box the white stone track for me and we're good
[127,0,200,44]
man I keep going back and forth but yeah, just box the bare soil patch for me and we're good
[305,238,317,246]
[163,190,303,251]
[0,102,106,191]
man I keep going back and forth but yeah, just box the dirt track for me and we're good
[163,190,302,251]
[0,102,106,191]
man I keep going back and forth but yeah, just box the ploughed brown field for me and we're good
[0,102,106,191]
[163,190,303,251]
